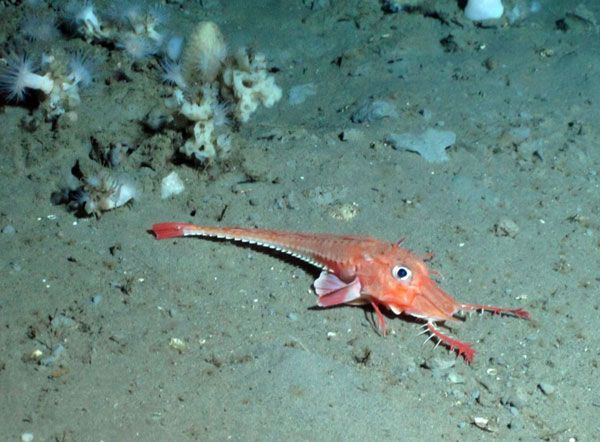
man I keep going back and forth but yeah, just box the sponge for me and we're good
[183,21,227,84]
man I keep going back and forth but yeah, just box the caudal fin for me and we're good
[152,222,196,239]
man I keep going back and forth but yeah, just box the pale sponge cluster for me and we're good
[222,48,283,124]
[165,84,229,163]
[164,20,282,164]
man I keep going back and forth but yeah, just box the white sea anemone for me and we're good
[113,1,143,28]
[71,188,91,209]
[144,3,168,44]
[118,34,157,59]
[20,12,60,42]
[65,0,104,36]
[108,2,167,43]
[67,51,96,87]
[99,175,138,211]
[81,174,138,215]
[159,58,186,89]
[212,100,231,127]
[0,53,54,101]
[148,3,170,27]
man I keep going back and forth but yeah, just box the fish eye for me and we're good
[392,265,412,281]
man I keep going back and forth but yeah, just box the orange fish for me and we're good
[151,222,530,363]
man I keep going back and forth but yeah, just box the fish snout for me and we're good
[406,279,459,322]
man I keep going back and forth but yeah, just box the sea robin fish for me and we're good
[151,222,530,363]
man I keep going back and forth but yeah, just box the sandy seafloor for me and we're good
[1,0,600,440]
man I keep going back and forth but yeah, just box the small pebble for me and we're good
[382,0,403,13]
[305,0,330,10]
[143,105,171,132]
[64,110,78,123]
[286,312,298,321]
[288,83,316,105]
[473,416,489,429]
[40,344,65,367]
[21,433,34,442]
[339,128,363,142]
[422,356,456,371]
[1,224,16,234]
[90,294,103,305]
[10,262,22,272]
[385,128,455,163]
[50,315,77,331]
[389,354,417,380]
[508,126,531,143]
[161,171,185,199]
[351,99,398,123]
[517,138,545,160]
[29,349,43,362]
[447,371,465,384]
[488,356,508,366]
[493,218,520,238]
[538,382,556,396]
[169,337,186,352]
[419,108,433,120]
[509,417,524,431]
[507,388,527,409]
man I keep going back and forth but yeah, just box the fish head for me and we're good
[372,245,460,322]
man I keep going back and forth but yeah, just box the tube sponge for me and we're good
[183,21,227,84]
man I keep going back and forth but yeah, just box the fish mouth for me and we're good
[404,279,459,322]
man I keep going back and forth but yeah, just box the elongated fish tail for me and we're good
[152,222,197,239]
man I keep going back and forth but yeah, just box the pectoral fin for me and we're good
[314,271,362,307]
